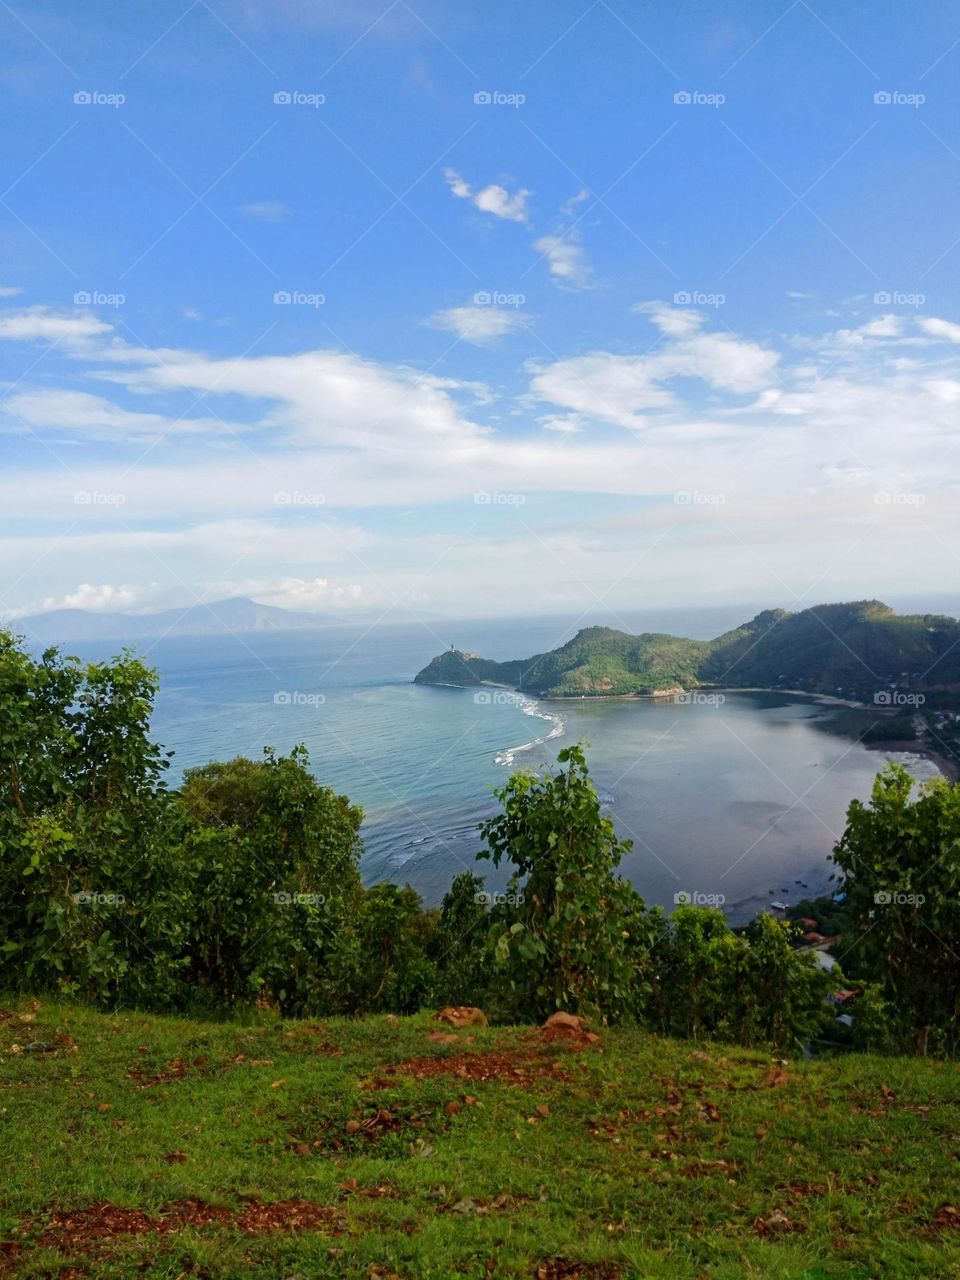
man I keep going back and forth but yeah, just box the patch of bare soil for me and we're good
[125,1055,207,1087]
[382,1046,575,1086]
[534,1260,621,1279]
[11,1197,345,1255]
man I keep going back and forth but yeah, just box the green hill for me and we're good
[2,999,958,1278]
[415,601,960,700]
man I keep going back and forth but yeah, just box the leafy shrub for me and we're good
[478,744,660,1022]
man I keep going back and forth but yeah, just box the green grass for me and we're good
[1,1000,959,1278]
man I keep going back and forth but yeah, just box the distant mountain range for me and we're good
[9,596,340,644]
[415,601,960,699]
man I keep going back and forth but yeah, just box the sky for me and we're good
[2,0,960,623]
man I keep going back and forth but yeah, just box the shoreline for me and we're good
[428,676,960,783]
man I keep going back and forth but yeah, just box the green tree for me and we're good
[652,907,833,1048]
[179,749,364,1013]
[0,634,189,1005]
[832,764,960,1055]
[429,871,491,1007]
[478,744,658,1022]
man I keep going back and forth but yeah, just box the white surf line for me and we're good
[493,692,566,767]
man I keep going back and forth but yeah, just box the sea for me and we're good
[62,605,941,923]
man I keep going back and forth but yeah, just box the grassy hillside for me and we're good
[1,1001,959,1278]
[415,602,960,700]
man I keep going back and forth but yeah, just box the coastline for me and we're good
[431,676,960,783]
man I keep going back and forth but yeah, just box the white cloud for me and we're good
[533,234,592,289]
[919,316,960,344]
[3,388,245,442]
[530,303,779,427]
[560,187,590,215]
[0,287,23,298]
[0,307,112,344]
[5,306,960,616]
[833,314,903,345]
[90,345,492,453]
[240,200,290,222]
[208,576,364,610]
[539,414,583,434]
[443,168,530,223]
[428,305,527,345]
[10,583,145,618]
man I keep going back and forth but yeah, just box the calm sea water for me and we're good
[65,608,940,923]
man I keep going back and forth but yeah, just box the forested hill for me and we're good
[414,601,960,698]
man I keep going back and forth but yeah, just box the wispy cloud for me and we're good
[443,168,530,224]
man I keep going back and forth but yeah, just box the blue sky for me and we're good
[2,0,960,622]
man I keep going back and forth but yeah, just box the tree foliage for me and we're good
[832,764,960,1055]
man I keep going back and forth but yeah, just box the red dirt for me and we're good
[535,1261,621,1279]
[125,1056,207,1087]
[382,1047,575,1086]
[21,1197,345,1253]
